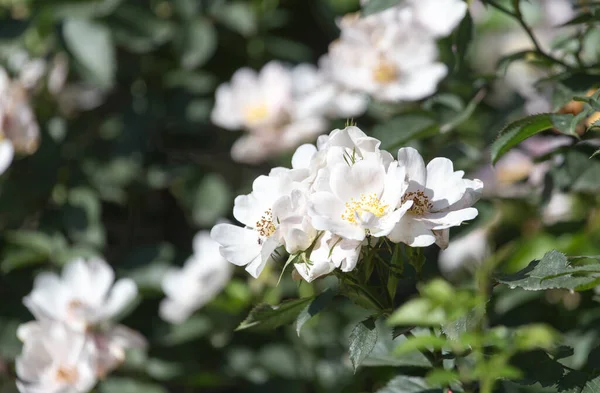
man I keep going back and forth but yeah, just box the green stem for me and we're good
[485,0,574,70]
[405,331,439,367]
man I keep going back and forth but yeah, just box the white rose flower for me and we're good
[23,257,138,332]
[388,147,483,249]
[160,231,233,324]
[211,61,293,131]
[211,168,311,277]
[329,12,447,102]
[212,61,333,163]
[16,323,97,393]
[18,321,146,380]
[308,155,411,242]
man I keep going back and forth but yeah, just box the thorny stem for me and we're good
[484,0,574,70]
[405,331,439,367]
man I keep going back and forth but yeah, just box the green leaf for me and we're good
[363,326,431,368]
[510,350,567,387]
[48,0,123,19]
[349,317,378,372]
[559,372,600,393]
[452,12,473,71]
[393,334,447,356]
[374,113,438,151]
[236,297,314,331]
[178,18,217,69]
[362,0,401,16]
[109,5,175,53]
[375,376,442,393]
[496,250,600,291]
[387,298,446,327]
[441,309,479,341]
[99,377,167,393]
[63,19,116,88]
[514,324,559,351]
[264,37,312,62]
[211,2,257,37]
[193,174,231,226]
[491,113,574,164]
[295,287,336,335]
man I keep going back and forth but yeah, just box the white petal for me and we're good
[330,159,385,201]
[210,223,262,266]
[294,258,335,283]
[245,237,279,278]
[291,143,317,170]
[425,157,466,210]
[412,0,467,37]
[0,140,14,175]
[422,208,479,230]
[433,229,449,250]
[101,278,138,321]
[387,216,436,247]
[397,147,426,191]
[159,298,194,324]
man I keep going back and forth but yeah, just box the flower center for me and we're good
[372,60,398,84]
[244,104,269,124]
[341,193,388,224]
[55,366,79,384]
[68,299,84,313]
[255,209,276,238]
[402,191,432,216]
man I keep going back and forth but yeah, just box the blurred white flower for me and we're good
[477,135,572,198]
[16,322,97,393]
[438,228,490,277]
[542,192,574,225]
[211,168,311,277]
[212,62,293,131]
[212,61,351,163]
[160,231,233,324]
[292,59,368,119]
[328,10,447,102]
[23,257,138,332]
[92,325,147,378]
[388,148,482,249]
[0,66,40,175]
[18,320,146,381]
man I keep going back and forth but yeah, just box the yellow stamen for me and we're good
[372,61,398,84]
[255,209,276,238]
[244,104,269,124]
[55,366,79,384]
[341,193,388,224]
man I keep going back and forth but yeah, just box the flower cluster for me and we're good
[160,231,233,324]
[330,0,466,102]
[211,1,467,163]
[16,258,145,393]
[211,126,483,282]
